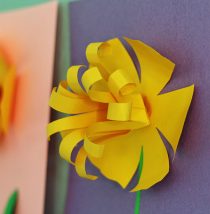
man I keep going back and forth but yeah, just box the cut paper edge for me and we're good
[152,84,194,153]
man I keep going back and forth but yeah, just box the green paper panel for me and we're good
[0,0,77,12]
[0,0,48,12]
[44,2,71,214]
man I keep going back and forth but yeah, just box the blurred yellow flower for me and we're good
[47,37,194,191]
[0,49,15,135]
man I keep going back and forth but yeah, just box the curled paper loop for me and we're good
[47,37,194,191]
[0,50,15,135]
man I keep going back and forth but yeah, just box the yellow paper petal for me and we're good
[120,94,150,124]
[59,129,84,164]
[81,67,103,92]
[86,38,139,84]
[107,69,136,99]
[59,128,98,180]
[49,88,102,114]
[47,110,106,138]
[0,53,8,80]
[0,53,15,134]
[86,121,146,135]
[88,89,115,103]
[75,147,98,180]
[57,81,82,98]
[81,66,115,103]
[131,126,169,191]
[1,67,15,134]
[124,37,175,96]
[84,135,104,158]
[151,85,194,152]
[107,102,132,121]
[89,131,142,188]
[67,65,86,95]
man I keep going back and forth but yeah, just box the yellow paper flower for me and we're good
[47,37,194,191]
[0,49,15,135]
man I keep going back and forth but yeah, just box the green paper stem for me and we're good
[4,190,18,214]
[134,148,144,214]
[134,190,142,214]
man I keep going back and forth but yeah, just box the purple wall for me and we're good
[66,1,210,213]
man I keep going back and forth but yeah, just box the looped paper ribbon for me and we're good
[47,37,194,191]
[0,50,15,135]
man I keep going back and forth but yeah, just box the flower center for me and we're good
[107,93,150,128]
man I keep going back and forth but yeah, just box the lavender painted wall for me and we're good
[66,1,210,213]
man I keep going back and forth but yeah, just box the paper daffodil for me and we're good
[0,49,15,135]
[47,37,194,191]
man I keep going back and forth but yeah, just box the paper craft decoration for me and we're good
[48,37,194,191]
[0,50,15,135]
[0,1,72,213]
[0,2,57,213]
